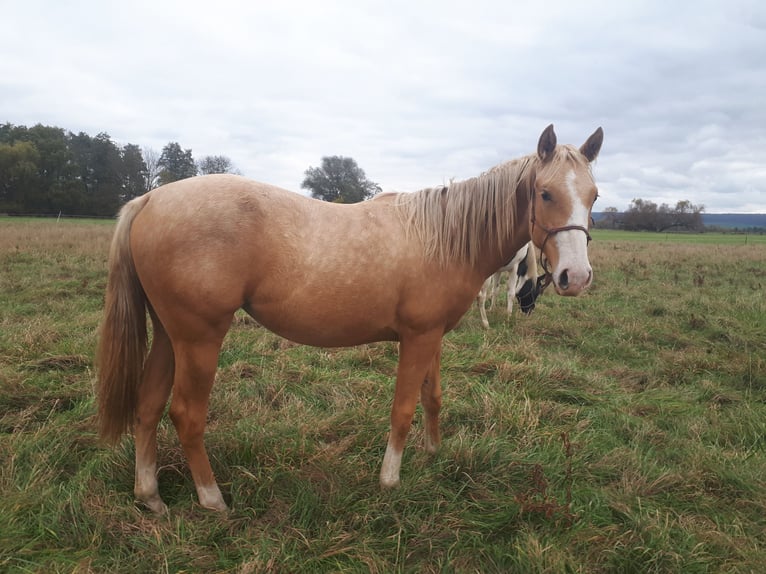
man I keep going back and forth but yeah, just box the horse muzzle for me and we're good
[552,265,592,295]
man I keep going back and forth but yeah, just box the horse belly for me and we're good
[246,297,398,347]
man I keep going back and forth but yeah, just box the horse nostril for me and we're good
[559,269,569,290]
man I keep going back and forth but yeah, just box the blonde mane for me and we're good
[392,145,593,266]
[393,155,534,266]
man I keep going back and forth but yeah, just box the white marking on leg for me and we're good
[380,438,403,488]
[478,281,490,329]
[135,459,156,494]
[135,455,168,513]
[196,483,228,512]
[424,431,438,454]
[507,275,516,315]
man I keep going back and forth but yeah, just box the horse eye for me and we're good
[541,190,552,202]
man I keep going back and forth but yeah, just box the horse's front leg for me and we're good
[380,331,442,489]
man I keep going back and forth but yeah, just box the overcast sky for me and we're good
[2,0,764,212]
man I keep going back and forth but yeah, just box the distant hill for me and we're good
[699,213,766,229]
[593,212,766,230]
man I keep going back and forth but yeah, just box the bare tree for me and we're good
[599,206,620,229]
[622,198,705,231]
[197,155,241,175]
[142,147,162,191]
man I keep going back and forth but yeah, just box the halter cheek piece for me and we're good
[529,183,593,283]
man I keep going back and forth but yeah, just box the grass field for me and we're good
[592,229,766,245]
[1,217,765,573]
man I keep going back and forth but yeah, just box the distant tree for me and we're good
[0,122,17,144]
[599,206,620,229]
[142,147,162,191]
[0,123,77,213]
[91,132,123,214]
[158,142,197,186]
[657,203,674,231]
[197,154,240,175]
[669,200,705,231]
[622,198,705,232]
[301,156,381,203]
[623,198,661,231]
[0,141,40,212]
[24,124,79,213]
[0,123,241,213]
[69,132,123,215]
[121,144,148,201]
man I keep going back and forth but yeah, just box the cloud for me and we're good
[1,0,764,211]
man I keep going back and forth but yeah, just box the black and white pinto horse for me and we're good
[476,242,545,328]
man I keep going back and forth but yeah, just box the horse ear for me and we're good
[580,127,604,162]
[537,124,557,162]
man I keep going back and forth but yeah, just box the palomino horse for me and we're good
[97,124,603,513]
[476,241,543,328]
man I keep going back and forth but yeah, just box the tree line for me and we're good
[0,122,383,217]
[0,123,238,216]
[597,199,705,232]
[10,122,708,230]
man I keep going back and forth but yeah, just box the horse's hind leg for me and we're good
[507,275,516,315]
[169,323,231,512]
[477,282,491,329]
[420,344,442,454]
[488,273,500,310]
[134,314,174,514]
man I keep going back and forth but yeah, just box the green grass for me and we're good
[592,228,766,245]
[1,219,765,572]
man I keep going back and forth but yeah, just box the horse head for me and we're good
[528,124,603,296]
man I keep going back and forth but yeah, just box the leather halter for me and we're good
[529,180,593,277]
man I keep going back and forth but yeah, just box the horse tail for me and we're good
[96,194,151,444]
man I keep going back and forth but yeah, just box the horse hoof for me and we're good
[424,441,440,455]
[197,484,228,512]
[138,496,168,515]
[201,500,230,513]
[380,476,401,489]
